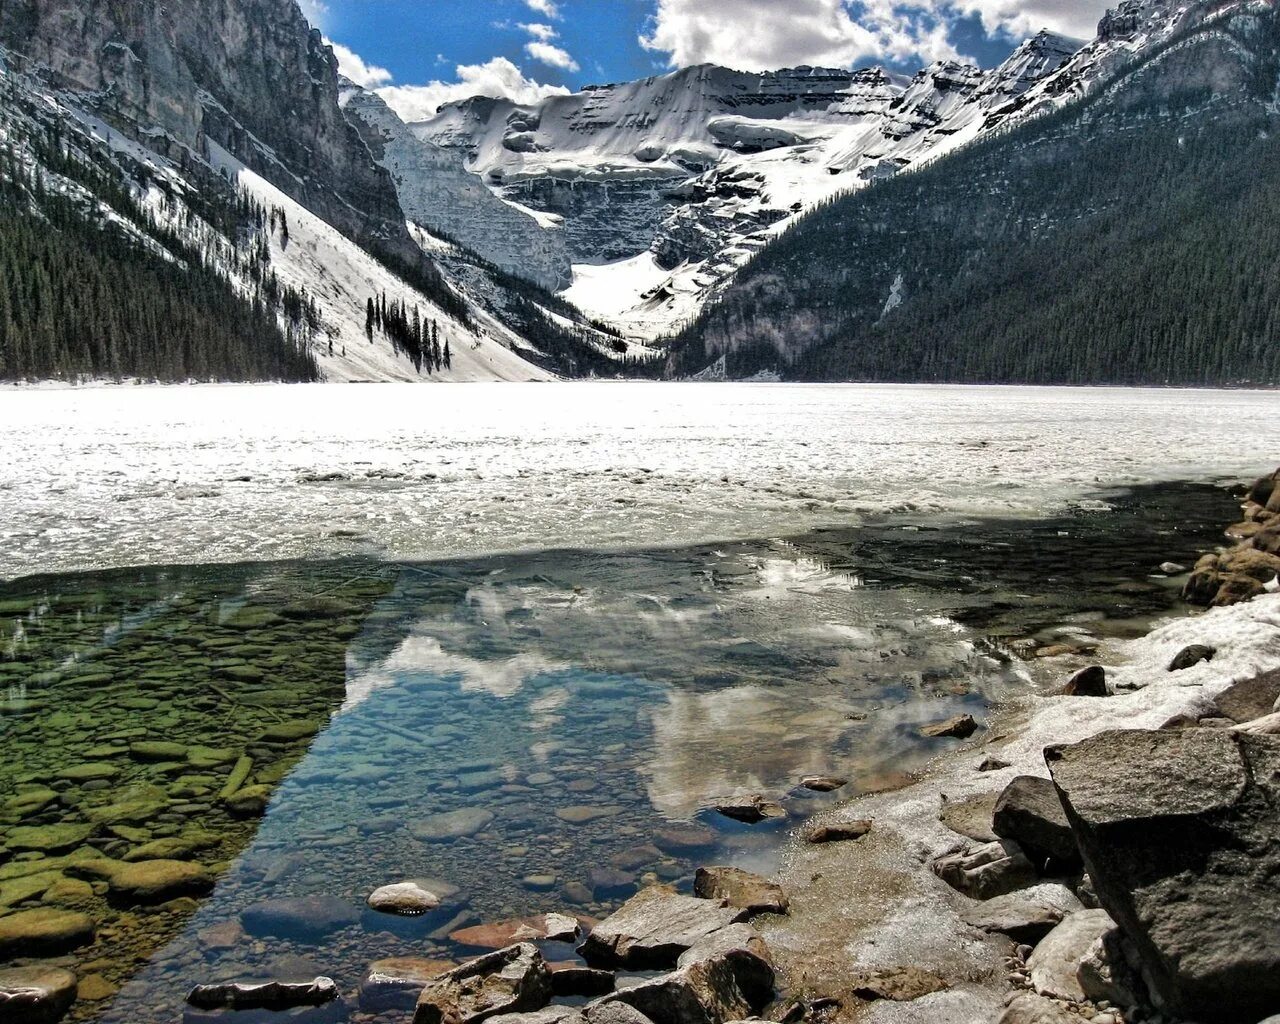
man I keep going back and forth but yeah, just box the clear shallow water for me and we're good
[1,381,1277,579]
[0,483,1236,1023]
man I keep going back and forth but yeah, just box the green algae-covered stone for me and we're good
[5,825,94,854]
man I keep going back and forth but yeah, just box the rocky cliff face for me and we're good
[341,85,572,290]
[0,0,411,256]
[409,41,1082,337]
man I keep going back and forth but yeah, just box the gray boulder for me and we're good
[992,776,1080,869]
[693,868,788,917]
[1047,729,1280,1022]
[592,946,773,1024]
[1025,909,1116,1002]
[578,886,746,968]
[488,1009,586,1024]
[1212,669,1280,723]
[414,943,552,1024]
[0,966,78,1024]
[961,884,1083,944]
[932,840,1037,899]
[676,924,775,1006]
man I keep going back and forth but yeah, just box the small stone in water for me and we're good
[920,714,979,739]
[368,882,442,916]
[522,875,558,892]
[799,776,848,793]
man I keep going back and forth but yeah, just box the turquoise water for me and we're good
[0,483,1234,1023]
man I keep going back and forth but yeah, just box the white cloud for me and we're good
[297,0,329,30]
[328,40,394,88]
[521,22,560,42]
[946,0,1107,41]
[525,0,562,18]
[525,40,581,71]
[375,57,570,122]
[638,0,1102,72]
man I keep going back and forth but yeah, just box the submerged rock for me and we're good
[847,966,949,1002]
[413,943,552,1024]
[359,959,457,1013]
[4,824,95,854]
[1047,729,1280,1022]
[693,867,788,917]
[0,909,95,960]
[451,914,580,950]
[0,965,78,1024]
[241,895,359,939]
[186,977,338,1011]
[652,826,717,854]
[799,819,872,844]
[939,792,999,842]
[73,858,213,905]
[411,809,496,841]
[578,886,746,969]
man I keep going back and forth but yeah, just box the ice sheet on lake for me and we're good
[2,381,1278,580]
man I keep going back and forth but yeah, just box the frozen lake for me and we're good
[2,381,1278,579]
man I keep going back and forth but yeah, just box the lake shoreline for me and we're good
[759,474,1280,1024]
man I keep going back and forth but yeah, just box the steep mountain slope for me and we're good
[341,84,572,292]
[0,46,553,382]
[0,0,634,382]
[0,0,411,258]
[667,0,1280,386]
[410,37,1081,337]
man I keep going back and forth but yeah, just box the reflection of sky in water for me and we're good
[92,541,1022,1024]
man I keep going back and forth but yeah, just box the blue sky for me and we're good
[301,0,1111,122]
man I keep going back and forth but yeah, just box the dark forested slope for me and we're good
[670,2,1280,386]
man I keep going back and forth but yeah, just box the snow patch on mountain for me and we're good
[408,37,1085,339]
[207,143,554,383]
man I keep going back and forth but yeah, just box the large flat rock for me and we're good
[1047,729,1280,1022]
[578,887,747,969]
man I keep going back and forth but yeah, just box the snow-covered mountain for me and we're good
[407,32,1084,338]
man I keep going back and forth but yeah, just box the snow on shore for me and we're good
[765,593,1280,1022]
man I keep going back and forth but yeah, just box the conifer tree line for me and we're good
[0,98,319,382]
[671,9,1280,386]
[365,292,451,374]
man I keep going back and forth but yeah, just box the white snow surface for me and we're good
[2,382,1278,580]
